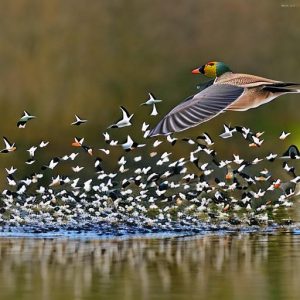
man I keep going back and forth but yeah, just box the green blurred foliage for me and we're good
[0,0,299,185]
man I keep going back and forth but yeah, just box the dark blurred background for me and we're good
[0,0,299,185]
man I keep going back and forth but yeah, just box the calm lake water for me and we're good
[0,233,300,300]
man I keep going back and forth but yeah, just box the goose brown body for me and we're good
[216,72,282,111]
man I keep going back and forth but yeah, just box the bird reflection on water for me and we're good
[0,234,300,300]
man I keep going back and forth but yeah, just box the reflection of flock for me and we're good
[0,235,300,299]
[0,97,299,230]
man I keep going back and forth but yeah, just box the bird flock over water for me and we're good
[0,96,299,231]
[1,61,300,232]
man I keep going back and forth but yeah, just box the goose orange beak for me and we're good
[192,68,200,74]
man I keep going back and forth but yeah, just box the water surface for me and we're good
[0,233,300,300]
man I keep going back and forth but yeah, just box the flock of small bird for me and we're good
[0,96,299,231]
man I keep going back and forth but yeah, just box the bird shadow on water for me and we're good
[0,102,299,237]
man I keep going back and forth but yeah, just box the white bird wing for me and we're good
[3,137,12,149]
[151,103,158,116]
[149,92,156,101]
[120,106,130,120]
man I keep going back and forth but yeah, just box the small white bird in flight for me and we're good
[39,141,49,148]
[140,92,162,106]
[219,124,237,139]
[197,133,214,146]
[5,166,17,175]
[71,115,87,126]
[141,93,162,116]
[0,137,16,153]
[121,135,145,151]
[109,106,133,128]
[279,131,291,140]
[72,166,84,173]
[17,111,36,128]
[41,157,61,170]
[27,146,37,157]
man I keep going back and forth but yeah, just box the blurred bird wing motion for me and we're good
[149,84,244,136]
